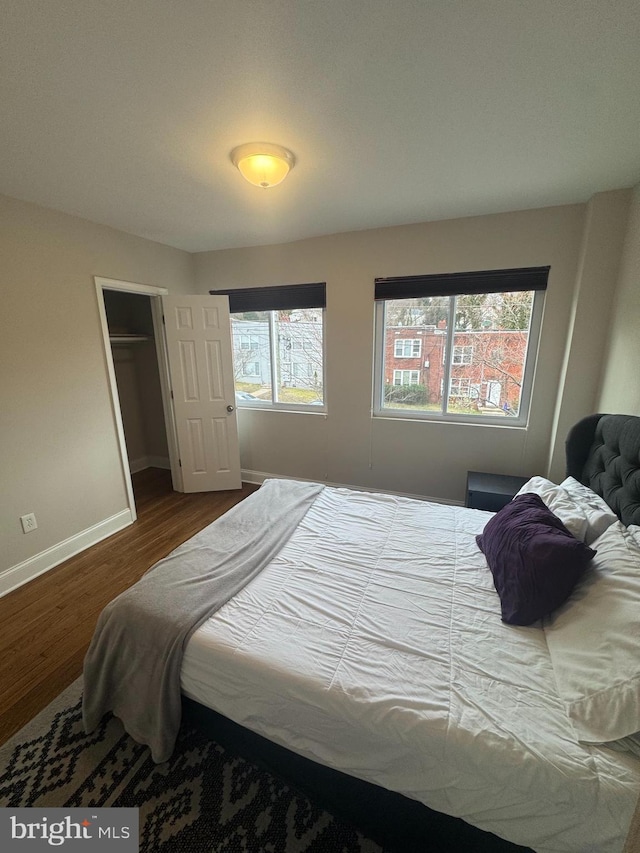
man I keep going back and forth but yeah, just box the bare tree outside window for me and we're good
[377,290,541,422]
[277,308,323,402]
[231,308,324,406]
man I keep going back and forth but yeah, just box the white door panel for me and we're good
[163,295,241,492]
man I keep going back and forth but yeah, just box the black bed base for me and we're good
[183,698,533,853]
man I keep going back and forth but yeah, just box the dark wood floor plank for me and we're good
[0,470,257,745]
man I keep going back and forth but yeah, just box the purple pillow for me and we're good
[476,493,596,626]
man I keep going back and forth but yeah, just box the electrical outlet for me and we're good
[20,513,38,534]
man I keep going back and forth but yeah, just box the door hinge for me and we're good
[170,389,174,400]
[162,314,166,325]
[178,458,182,468]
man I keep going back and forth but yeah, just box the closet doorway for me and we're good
[96,277,181,521]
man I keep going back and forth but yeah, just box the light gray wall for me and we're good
[0,193,193,575]
[137,341,170,461]
[598,184,640,414]
[193,202,597,501]
[545,190,632,478]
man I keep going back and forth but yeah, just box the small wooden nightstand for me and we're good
[465,471,529,512]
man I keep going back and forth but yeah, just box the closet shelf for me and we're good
[109,334,151,345]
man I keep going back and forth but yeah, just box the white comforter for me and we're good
[181,485,640,853]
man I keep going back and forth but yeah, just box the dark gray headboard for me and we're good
[565,413,640,527]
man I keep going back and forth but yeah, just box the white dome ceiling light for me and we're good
[230,142,296,188]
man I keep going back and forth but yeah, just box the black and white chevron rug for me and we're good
[0,680,383,853]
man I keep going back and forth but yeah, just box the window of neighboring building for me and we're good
[210,283,326,410]
[449,377,472,397]
[291,338,314,351]
[393,369,421,385]
[373,267,548,425]
[394,338,422,358]
[239,335,261,350]
[452,345,473,365]
[292,362,312,378]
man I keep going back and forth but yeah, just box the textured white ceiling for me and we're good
[1,1,639,252]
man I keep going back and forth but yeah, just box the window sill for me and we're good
[372,411,528,429]
[237,404,327,415]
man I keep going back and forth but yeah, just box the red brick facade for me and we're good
[385,325,528,414]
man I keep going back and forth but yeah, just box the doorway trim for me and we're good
[95,276,180,521]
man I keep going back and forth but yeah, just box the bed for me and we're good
[83,413,640,853]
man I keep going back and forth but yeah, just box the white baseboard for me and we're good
[0,509,134,599]
[129,455,171,474]
[241,469,462,506]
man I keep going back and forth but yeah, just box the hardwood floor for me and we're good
[0,469,258,746]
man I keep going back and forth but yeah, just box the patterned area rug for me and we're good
[0,679,383,852]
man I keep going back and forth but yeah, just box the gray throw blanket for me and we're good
[83,478,324,763]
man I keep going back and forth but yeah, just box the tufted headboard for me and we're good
[565,413,640,527]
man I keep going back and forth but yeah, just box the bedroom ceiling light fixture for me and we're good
[230,142,295,188]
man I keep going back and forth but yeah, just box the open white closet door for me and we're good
[163,294,242,492]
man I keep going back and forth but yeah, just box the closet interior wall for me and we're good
[104,290,170,474]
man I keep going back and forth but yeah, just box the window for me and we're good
[393,369,421,385]
[239,335,260,350]
[210,283,326,409]
[449,377,472,397]
[374,267,548,424]
[292,362,312,378]
[452,345,473,365]
[394,338,422,358]
[290,338,314,351]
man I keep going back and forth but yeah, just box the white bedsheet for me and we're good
[181,486,640,853]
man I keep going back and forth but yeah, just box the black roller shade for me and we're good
[374,266,549,301]
[210,282,326,313]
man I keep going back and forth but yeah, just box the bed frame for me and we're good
[182,695,530,852]
[183,413,640,853]
[565,413,640,527]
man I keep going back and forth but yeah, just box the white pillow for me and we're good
[560,477,618,545]
[515,476,589,542]
[543,521,640,744]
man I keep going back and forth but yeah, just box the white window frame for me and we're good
[393,369,421,385]
[289,338,314,352]
[373,291,545,426]
[449,377,472,397]
[452,345,473,365]
[239,334,260,350]
[394,338,422,358]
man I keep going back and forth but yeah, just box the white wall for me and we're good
[598,183,640,414]
[193,202,599,501]
[0,194,193,587]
